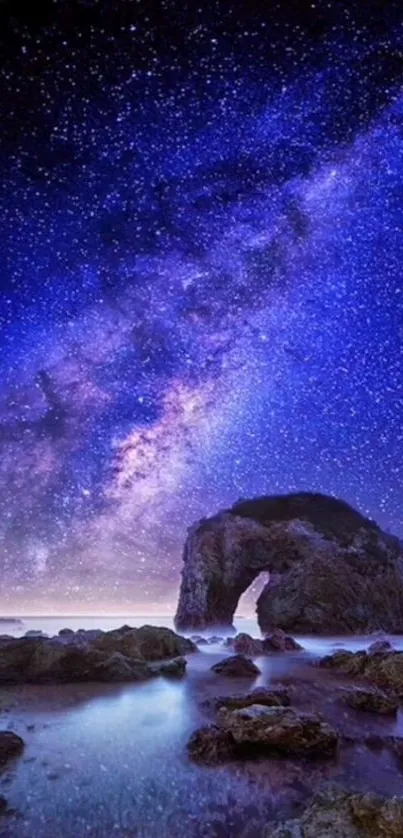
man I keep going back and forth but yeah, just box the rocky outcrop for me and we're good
[0,625,196,684]
[0,731,24,764]
[187,705,338,763]
[265,787,403,837]
[175,492,403,634]
[263,629,303,652]
[206,686,290,712]
[211,654,261,677]
[319,647,403,696]
[337,685,398,714]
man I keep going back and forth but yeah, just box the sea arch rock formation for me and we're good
[174,493,403,634]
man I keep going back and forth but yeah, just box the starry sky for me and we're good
[0,0,402,614]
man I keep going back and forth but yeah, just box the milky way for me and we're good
[0,1,402,612]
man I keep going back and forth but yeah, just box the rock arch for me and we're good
[174,493,403,634]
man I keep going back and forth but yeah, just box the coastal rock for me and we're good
[0,626,196,684]
[218,705,338,757]
[174,492,403,634]
[265,787,403,837]
[319,648,403,696]
[0,731,25,764]
[153,657,187,677]
[92,652,151,682]
[187,725,235,763]
[134,625,196,661]
[208,686,290,712]
[263,629,303,652]
[338,685,398,715]
[187,705,337,763]
[232,633,264,655]
[58,628,75,637]
[211,655,261,677]
[190,635,208,645]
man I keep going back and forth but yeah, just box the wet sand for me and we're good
[0,639,403,837]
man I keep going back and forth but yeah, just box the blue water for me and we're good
[0,617,402,837]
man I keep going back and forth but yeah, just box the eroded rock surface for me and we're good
[265,787,403,837]
[0,625,196,684]
[319,648,403,696]
[187,705,337,763]
[338,685,398,715]
[211,654,261,677]
[175,492,403,633]
[207,686,291,712]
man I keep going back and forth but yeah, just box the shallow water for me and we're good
[0,617,402,837]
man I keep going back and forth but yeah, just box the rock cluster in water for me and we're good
[265,787,403,837]
[0,625,196,684]
[186,633,403,835]
[318,642,403,696]
[175,492,403,634]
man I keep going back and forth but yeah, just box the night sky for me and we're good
[0,0,402,614]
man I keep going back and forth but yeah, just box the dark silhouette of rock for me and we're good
[0,731,24,764]
[0,626,196,684]
[368,639,394,655]
[187,705,337,763]
[190,635,208,645]
[152,657,187,678]
[319,647,403,696]
[232,633,264,655]
[208,686,290,712]
[338,685,398,714]
[217,705,337,756]
[262,629,303,652]
[211,654,261,677]
[187,725,235,763]
[174,492,403,634]
[266,787,403,837]
[58,628,75,637]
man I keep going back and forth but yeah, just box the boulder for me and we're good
[211,655,261,677]
[187,705,337,763]
[153,657,187,678]
[218,704,338,757]
[319,648,403,696]
[265,787,403,837]
[58,628,75,637]
[232,633,264,655]
[318,650,368,677]
[190,635,208,645]
[263,629,303,652]
[134,626,196,661]
[174,492,403,634]
[92,652,151,682]
[338,685,398,715]
[0,625,196,684]
[209,686,290,712]
[187,725,235,763]
[0,731,24,764]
